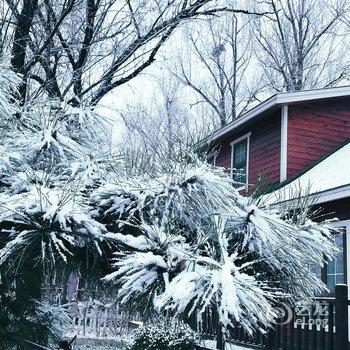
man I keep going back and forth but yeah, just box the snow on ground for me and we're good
[75,338,253,350]
[203,339,254,349]
[74,338,127,350]
[77,347,120,350]
[264,141,350,205]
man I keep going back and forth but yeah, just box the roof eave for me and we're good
[268,183,350,208]
[201,86,350,145]
[201,94,278,145]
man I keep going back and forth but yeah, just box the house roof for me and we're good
[203,85,350,144]
[263,141,350,206]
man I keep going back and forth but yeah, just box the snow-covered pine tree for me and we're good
[93,159,336,337]
[0,58,118,348]
[0,58,337,348]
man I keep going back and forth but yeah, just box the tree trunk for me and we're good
[11,0,39,105]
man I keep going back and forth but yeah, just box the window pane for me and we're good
[336,275,343,284]
[232,139,248,188]
[327,275,335,293]
[326,232,344,293]
[234,141,247,164]
[328,260,335,272]
[310,265,322,279]
[233,167,246,188]
[336,257,343,271]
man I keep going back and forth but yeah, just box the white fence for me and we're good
[64,300,134,339]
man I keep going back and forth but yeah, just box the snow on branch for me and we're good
[0,184,108,265]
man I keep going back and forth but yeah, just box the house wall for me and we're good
[213,96,350,192]
[214,110,281,190]
[287,98,350,178]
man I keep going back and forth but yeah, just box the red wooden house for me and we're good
[203,86,350,295]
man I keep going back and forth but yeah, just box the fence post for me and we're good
[335,284,348,350]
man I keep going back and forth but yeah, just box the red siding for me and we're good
[213,96,350,192]
[287,99,350,178]
[214,110,281,190]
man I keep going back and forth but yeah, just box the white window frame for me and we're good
[329,220,350,287]
[313,220,348,294]
[328,219,350,341]
[230,132,251,192]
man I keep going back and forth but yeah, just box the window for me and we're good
[311,230,346,295]
[231,133,250,190]
[326,231,345,293]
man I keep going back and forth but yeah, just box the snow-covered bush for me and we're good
[129,320,198,350]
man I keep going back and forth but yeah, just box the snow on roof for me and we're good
[264,142,350,205]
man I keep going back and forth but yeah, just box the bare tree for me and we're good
[1,0,262,110]
[174,13,267,127]
[118,78,210,175]
[253,0,350,92]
